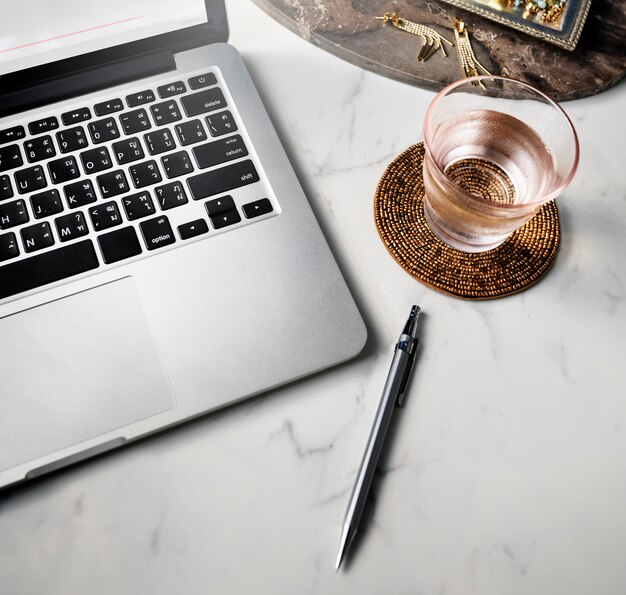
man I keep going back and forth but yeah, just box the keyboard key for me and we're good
[129,160,161,188]
[88,117,120,144]
[161,150,193,178]
[89,200,122,231]
[178,218,209,240]
[126,90,156,107]
[0,125,25,145]
[28,116,59,135]
[120,108,151,135]
[187,160,259,200]
[57,126,88,153]
[15,165,47,194]
[97,169,129,198]
[0,232,19,262]
[0,175,13,200]
[140,215,175,250]
[0,199,29,229]
[188,73,217,90]
[94,98,124,116]
[20,221,54,253]
[144,129,176,155]
[157,81,186,98]
[206,110,237,137]
[192,135,247,169]
[209,208,241,230]
[150,100,182,126]
[61,107,91,126]
[48,156,80,184]
[122,191,155,221]
[155,181,188,210]
[98,226,142,264]
[64,180,97,208]
[112,137,145,165]
[0,239,98,299]
[55,211,89,242]
[175,119,207,146]
[0,144,23,172]
[24,135,56,163]
[80,146,112,173]
[181,88,227,118]
[31,189,63,219]
[242,198,273,219]
[205,195,235,216]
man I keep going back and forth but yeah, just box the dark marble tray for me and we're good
[251,0,626,101]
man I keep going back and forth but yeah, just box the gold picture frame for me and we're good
[438,0,593,50]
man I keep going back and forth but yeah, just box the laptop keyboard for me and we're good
[0,69,276,301]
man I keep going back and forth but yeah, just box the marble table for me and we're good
[2,1,626,593]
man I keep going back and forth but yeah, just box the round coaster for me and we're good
[373,143,560,300]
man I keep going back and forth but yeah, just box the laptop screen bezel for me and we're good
[0,0,228,96]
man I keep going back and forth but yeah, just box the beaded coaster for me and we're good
[374,143,560,300]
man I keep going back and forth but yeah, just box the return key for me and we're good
[192,135,248,169]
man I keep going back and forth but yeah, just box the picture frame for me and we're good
[438,0,593,50]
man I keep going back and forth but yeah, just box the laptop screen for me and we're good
[0,0,210,76]
[0,0,227,113]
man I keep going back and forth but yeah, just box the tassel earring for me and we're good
[376,12,453,62]
[453,19,492,87]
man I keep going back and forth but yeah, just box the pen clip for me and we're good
[396,355,416,407]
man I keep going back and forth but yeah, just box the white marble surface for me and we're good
[2,1,626,593]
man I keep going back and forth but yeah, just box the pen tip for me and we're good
[335,524,354,572]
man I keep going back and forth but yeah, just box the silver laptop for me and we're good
[0,0,366,489]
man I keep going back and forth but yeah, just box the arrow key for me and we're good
[242,198,273,219]
[205,194,235,216]
[209,208,241,230]
[178,218,209,240]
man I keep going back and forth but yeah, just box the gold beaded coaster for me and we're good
[374,143,560,300]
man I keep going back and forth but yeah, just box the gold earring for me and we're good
[453,19,492,86]
[376,12,453,63]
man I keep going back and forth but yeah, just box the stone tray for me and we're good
[251,0,626,101]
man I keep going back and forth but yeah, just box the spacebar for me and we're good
[0,240,99,300]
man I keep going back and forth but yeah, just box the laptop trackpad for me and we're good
[0,278,176,472]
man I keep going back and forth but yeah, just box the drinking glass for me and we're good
[422,76,579,252]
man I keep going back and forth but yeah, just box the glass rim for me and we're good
[422,75,580,209]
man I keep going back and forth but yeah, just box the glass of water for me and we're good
[422,76,579,253]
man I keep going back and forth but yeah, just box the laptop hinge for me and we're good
[0,50,176,118]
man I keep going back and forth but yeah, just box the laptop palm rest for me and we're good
[0,277,176,472]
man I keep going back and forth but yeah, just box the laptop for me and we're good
[0,0,366,489]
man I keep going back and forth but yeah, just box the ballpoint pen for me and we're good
[336,305,421,571]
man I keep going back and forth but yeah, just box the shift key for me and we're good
[187,160,259,200]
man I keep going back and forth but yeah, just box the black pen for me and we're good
[336,305,421,570]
